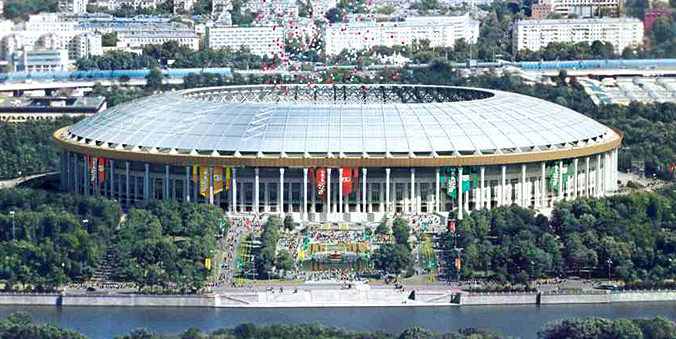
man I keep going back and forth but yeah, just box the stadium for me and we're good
[54,84,622,222]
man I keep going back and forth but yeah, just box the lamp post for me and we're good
[9,211,15,242]
[606,259,613,282]
[83,219,89,233]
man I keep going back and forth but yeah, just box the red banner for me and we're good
[671,163,675,174]
[98,157,106,184]
[341,167,352,196]
[316,167,326,200]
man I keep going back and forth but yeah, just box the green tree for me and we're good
[372,244,412,275]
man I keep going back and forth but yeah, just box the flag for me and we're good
[213,167,223,194]
[341,167,353,196]
[192,165,198,182]
[225,167,231,190]
[454,257,462,270]
[316,167,326,199]
[199,167,211,197]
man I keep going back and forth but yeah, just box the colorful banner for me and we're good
[316,167,326,199]
[192,165,198,183]
[89,156,97,184]
[199,167,211,197]
[213,167,223,194]
[225,167,231,190]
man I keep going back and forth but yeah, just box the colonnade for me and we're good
[60,149,620,221]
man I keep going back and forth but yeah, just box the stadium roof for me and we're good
[65,84,613,159]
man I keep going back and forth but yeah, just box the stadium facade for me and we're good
[54,84,622,221]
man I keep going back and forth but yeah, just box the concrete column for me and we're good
[287,182,293,214]
[303,168,308,219]
[410,168,415,214]
[107,160,113,199]
[311,177,316,213]
[142,163,148,200]
[60,151,66,190]
[326,168,332,217]
[573,158,579,199]
[209,168,215,205]
[521,164,527,207]
[264,182,270,212]
[125,162,130,205]
[279,168,285,216]
[362,168,367,217]
[368,182,374,213]
[479,167,485,209]
[487,183,492,210]
[585,157,590,198]
[500,165,506,206]
[605,152,611,195]
[539,162,545,209]
[239,182,244,212]
[254,168,259,213]
[232,168,238,212]
[458,167,463,219]
[83,156,89,196]
[184,166,190,202]
[435,168,440,212]
[596,154,602,198]
[338,168,343,214]
[94,157,100,196]
[164,165,170,200]
[385,168,391,213]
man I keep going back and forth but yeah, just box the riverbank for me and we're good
[1,288,675,308]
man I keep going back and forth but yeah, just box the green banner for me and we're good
[548,161,574,193]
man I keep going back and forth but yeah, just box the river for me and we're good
[1,303,675,339]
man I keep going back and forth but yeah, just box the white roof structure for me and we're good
[67,84,611,158]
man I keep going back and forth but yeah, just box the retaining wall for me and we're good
[460,293,538,305]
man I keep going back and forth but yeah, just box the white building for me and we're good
[116,28,200,51]
[324,14,480,55]
[206,25,285,57]
[69,32,103,60]
[58,0,89,14]
[0,14,102,62]
[514,18,643,54]
[93,0,163,11]
[11,49,70,72]
[26,13,79,33]
[547,0,620,18]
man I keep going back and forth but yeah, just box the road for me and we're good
[0,172,58,189]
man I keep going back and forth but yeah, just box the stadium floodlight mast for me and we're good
[8,211,15,241]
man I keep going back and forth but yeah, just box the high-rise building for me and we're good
[514,18,643,54]
[116,27,200,51]
[325,14,479,56]
[69,32,103,60]
[206,25,284,57]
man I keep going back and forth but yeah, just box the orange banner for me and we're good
[199,167,211,197]
[214,167,223,194]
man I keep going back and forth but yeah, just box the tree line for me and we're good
[0,117,82,180]
[1,312,675,339]
[443,185,676,286]
[116,200,224,292]
[0,189,224,292]
[0,189,122,290]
